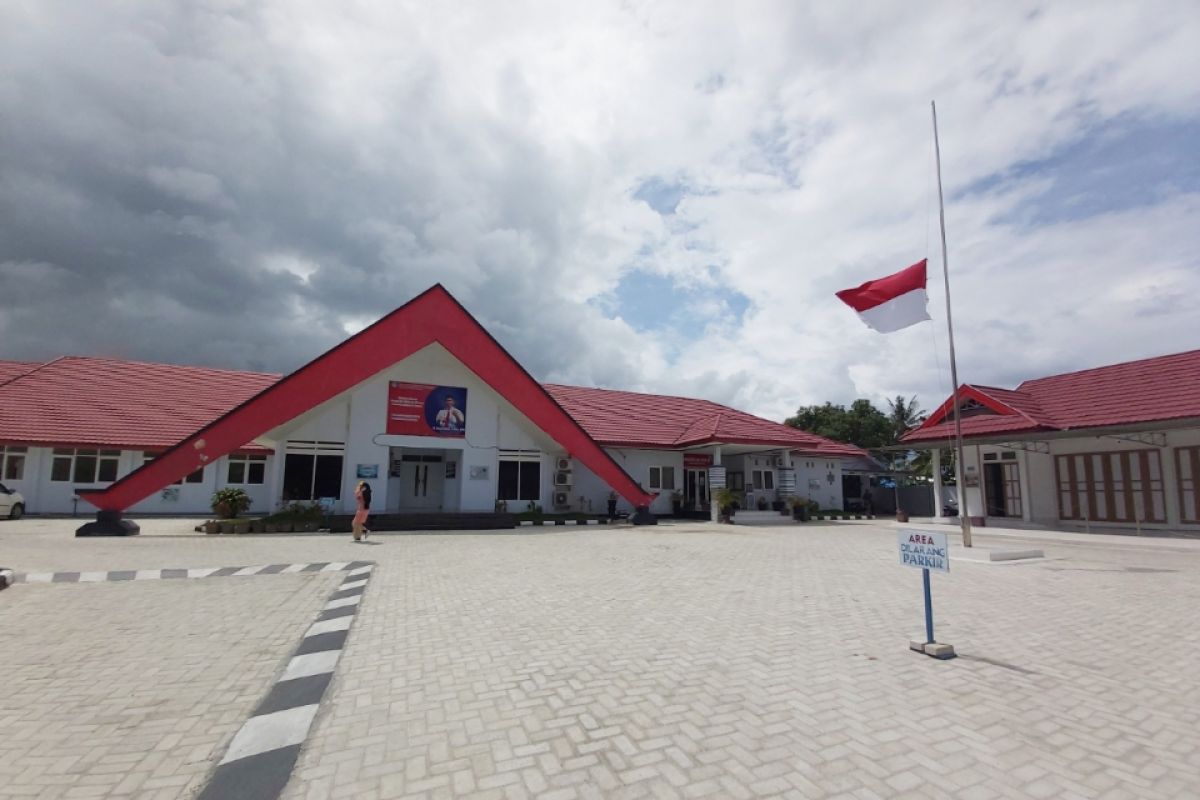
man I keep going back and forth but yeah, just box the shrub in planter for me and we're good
[233,520,250,534]
[203,520,220,535]
[713,488,738,523]
[211,488,252,519]
[248,519,264,533]
[219,521,236,534]
[264,522,280,533]
[896,510,910,523]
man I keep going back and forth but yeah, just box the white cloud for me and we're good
[1,1,1197,422]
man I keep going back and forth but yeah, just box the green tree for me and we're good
[785,399,894,449]
[885,394,926,442]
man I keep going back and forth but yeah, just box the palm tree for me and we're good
[886,395,926,443]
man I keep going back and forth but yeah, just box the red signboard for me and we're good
[683,453,713,468]
[387,381,468,437]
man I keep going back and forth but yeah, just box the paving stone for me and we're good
[4,519,1200,798]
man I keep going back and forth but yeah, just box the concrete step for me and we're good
[327,512,516,532]
[732,510,793,525]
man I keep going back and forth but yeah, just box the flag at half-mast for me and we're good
[835,259,932,333]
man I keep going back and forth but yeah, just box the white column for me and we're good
[1018,450,1034,522]
[932,448,943,519]
[1161,440,1182,527]
[709,446,723,523]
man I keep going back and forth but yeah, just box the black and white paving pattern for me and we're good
[196,563,374,800]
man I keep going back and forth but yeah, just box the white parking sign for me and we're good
[897,530,949,573]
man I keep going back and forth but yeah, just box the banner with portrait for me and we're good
[386,381,468,437]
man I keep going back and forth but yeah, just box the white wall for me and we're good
[591,448,681,515]
[967,427,1200,529]
[268,343,572,514]
[6,445,275,515]
[791,455,844,511]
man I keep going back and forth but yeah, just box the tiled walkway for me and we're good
[3,519,1199,798]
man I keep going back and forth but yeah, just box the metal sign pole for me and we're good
[922,568,934,644]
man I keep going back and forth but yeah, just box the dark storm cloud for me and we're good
[0,1,641,384]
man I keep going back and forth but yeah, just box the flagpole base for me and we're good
[910,639,956,659]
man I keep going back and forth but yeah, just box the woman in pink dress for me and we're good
[352,480,372,541]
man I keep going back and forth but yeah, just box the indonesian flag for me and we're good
[836,259,932,333]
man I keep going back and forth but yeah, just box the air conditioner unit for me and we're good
[554,470,573,486]
[555,456,572,471]
[553,491,570,509]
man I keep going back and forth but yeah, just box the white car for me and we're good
[0,483,24,519]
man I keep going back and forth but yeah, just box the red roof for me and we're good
[0,360,39,386]
[0,358,863,458]
[903,349,1200,444]
[545,384,865,456]
[0,357,279,451]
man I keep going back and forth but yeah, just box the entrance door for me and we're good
[399,460,444,511]
[685,469,708,511]
[984,462,1022,517]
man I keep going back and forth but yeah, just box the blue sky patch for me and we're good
[960,114,1200,225]
[634,176,688,215]
[599,270,751,341]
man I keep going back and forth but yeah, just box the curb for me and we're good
[517,518,612,527]
[196,562,375,800]
[13,561,363,585]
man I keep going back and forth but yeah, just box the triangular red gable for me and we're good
[80,285,656,511]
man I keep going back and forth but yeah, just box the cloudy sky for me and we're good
[1,1,1197,421]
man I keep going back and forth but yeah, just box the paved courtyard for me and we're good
[2,518,1199,799]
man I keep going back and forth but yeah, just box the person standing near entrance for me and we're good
[353,480,372,541]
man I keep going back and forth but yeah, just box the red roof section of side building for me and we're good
[902,349,1200,444]
[544,384,866,457]
[0,357,280,451]
[0,357,865,459]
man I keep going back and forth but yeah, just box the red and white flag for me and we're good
[836,259,932,333]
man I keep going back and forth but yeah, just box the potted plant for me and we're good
[211,487,252,519]
[772,497,786,513]
[713,487,738,523]
[756,495,768,511]
[670,491,684,517]
[896,508,910,523]
[807,499,820,520]
[606,491,618,519]
[789,496,809,522]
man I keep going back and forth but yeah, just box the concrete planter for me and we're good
[219,521,236,534]
[203,521,221,535]
[264,522,280,533]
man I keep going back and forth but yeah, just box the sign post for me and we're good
[898,530,956,660]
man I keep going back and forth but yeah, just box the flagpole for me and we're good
[932,100,973,548]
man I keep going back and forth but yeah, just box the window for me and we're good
[1177,446,1200,524]
[282,441,345,501]
[227,454,267,485]
[1,446,26,481]
[51,448,121,483]
[143,453,204,484]
[498,459,541,501]
[1055,450,1165,523]
[648,466,676,491]
[751,469,775,490]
